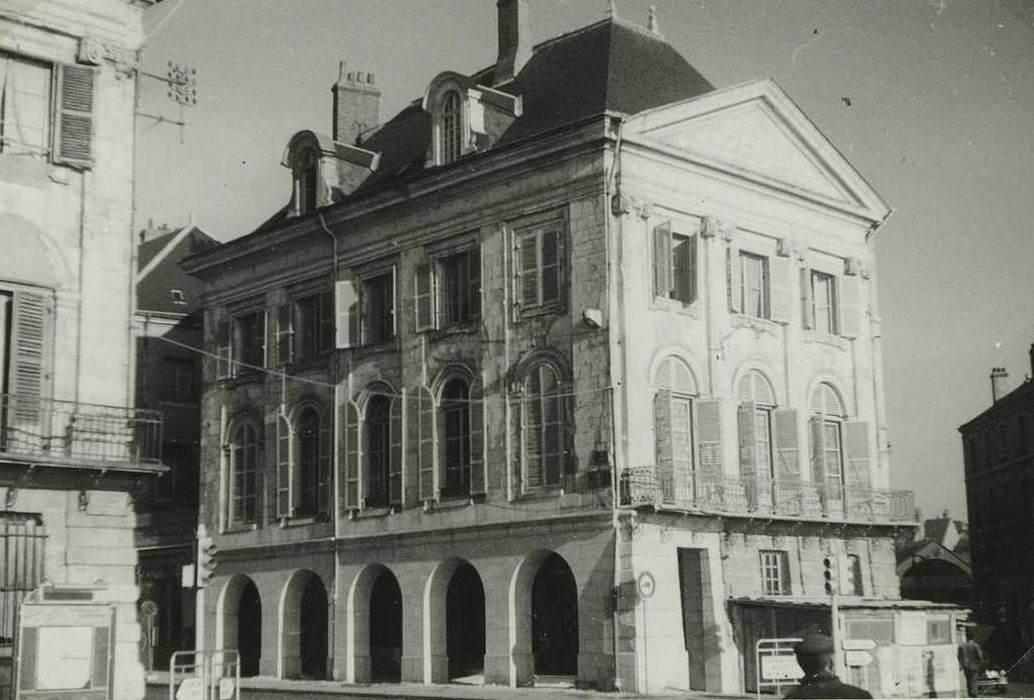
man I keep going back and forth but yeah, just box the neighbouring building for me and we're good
[133,223,218,671]
[960,355,1034,665]
[0,2,165,699]
[183,2,965,696]
[897,510,971,606]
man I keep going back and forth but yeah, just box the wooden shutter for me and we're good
[562,394,576,477]
[468,246,482,321]
[7,291,54,433]
[343,400,360,509]
[839,275,861,338]
[800,268,814,330]
[779,553,792,595]
[654,390,673,471]
[470,381,486,495]
[653,221,673,298]
[417,385,437,501]
[334,278,359,348]
[318,290,334,352]
[275,303,293,365]
[728,245,742,313]
[695,399,722,477]
[389,393,404,506]
[769,256,794,324]
[317,409,332,513]
[276,413,293,518]
[809,415,827,484]
[414,263,435,332]
[522,392,543,489]
[91,625,110,689]
[215,319,232,379]
[388,265,398,338]
[844,421,871,487]
[53,64,95,167]
[772,409,800,480]
[738,402,757,479]
[518,234,538,308]
[687,234,698,303]
[18,626,38,690]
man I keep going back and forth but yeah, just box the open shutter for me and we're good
[738,402,757,479]
[414,264,435,332]
[562,393,576,477]
[654,390,673,471]
[769,256,794,324]
[844,421,871,487]
[90,625,111,689]
[728,245,742,313]
[809,415,827,485]
[695,399,722,477]
[335,278,359,349]
[800,268,814,330]
[779,554,792,595]
[518,234,539,308]
[839,275,861,338]
[7,291,54,438]
[318,290,334,352]
[687,234,698,303]
[215,318,232,379]
[275,303,294,365]
[53,64,95,167]
[343,400,360,510]
[522,392,543,490]
[652,221,673,298]
[388,266,397,338]
[772,409,800,480]
[389,393,404,506]
[541,227,562,305]
[18,626,38,691]
[276,413,293,518]
[469,381,486,495]
[468,246,482,321]
[317,409,332,513]
[417,385,437,501]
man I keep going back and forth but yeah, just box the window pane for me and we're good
[540,230,560,304]
[672,234,695,303]
[519,235,539,307]
[366,398,391,506]
[363,274,394,344]
[755,409,772,476]
[0,55,50,156]
[741,253,766,318]
[441,91,462,163]
[812,272,834,334]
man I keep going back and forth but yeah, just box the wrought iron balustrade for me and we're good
[0,394,163,469]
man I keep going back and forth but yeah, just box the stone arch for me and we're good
[0,214,69,290]
[424,557,486,683]
[216,574,262,677]
[278,569,330,680]
[346,563,403,683]
[509,550,580,686]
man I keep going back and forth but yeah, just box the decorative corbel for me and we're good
[844,258,865,277]
[77,38,139,79]
[777,237,796,258]
[634,200,653,220]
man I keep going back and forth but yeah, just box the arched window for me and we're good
[365,396,392,507]
[296,407,321,516]
[440,90,462,165]
[737,370,776,480]
[229,420,259,526]
[295,146,318,215]
[440,378,471,498]
[808,382,849,501]
[653,356,697,485]
[522,362,565,490]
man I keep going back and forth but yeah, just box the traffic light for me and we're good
[198,535,218,586]
[823,555,837,596]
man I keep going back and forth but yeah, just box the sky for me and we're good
[135,0,1034,521]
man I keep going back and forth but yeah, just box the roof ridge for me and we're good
[136,224,196,284]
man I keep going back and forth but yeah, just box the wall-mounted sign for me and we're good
[637,571,656,599]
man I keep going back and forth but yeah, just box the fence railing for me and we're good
[620,465,916,524]
[0,394,163,468]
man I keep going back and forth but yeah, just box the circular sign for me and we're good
[637,571,656,599]
[140,600,158,618]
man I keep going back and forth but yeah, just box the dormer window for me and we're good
[441,90,463,164]
[295,146,318,215]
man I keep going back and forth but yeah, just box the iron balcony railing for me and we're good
[0,394,163,470]
[620,465,916,524]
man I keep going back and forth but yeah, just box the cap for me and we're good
[794,632,835,656]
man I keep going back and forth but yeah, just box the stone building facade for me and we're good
[185,2,963,695]
[0,2,164,699]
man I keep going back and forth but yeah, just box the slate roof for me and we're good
[137,227,219,314]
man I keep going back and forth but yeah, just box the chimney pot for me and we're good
[991,367,1009,403]
[495,0,531,84]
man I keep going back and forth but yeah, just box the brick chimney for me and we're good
[495,0,531,84]
[332,61,381,146]
[991,367,1009,403]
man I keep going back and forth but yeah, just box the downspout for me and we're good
[865,212,891,488]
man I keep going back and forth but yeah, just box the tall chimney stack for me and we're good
[991,367,1009,403]
[332,61,381,146]
[495,0,531,84]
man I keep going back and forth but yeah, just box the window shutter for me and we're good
[695,399,722,477]
[414,263,435,332]
[779,553,792,595]
[562,394,576,477]
[769,256,794,324]
[53,64,95,167]
[522,392,544,490]
[728,245,742,313]
[215,319,232,379]
[334,278,359,349]
[518,234,539,308]
[417,385,437,501]
[772,409,800,480]
[276,413,293,518]
[839,275,861,338]
[687,234,699,304]
[91,625,110,689]
[343,400,360,510]
[7,291,54,437]
[469,381,486,495]
[738,402,757,479]
[18,626,38,691]
[388,266,397,338]
[318,409,332,513]
[844,421,871,488]
[652,221,673,298]
[318,290,334,352]
[541,228,563,305]
[800,268,814,330]
[654,390,673,472]
[389,393,404,506]
[468,246,482,321]
[809,415,827,485]
[275,303,294,365]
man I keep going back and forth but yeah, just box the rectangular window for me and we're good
[755,408,773,478]
[160,357,198,403]
[740,252,768,318]
[671,396,695,481]
[0,52,51,157]
[760,550,790,596]
[810,271,837,334]
[824,420,843,483]
[361,273,395,345]
[438,248,481,327]
[517,225,563,311]
[231,310,264,375]
[927,616,951,644]
[293,290,333,360]
[842,553,863,596]
[845,618,894,645]
[670,233,697,304]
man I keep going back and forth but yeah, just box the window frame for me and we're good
[364,394,393,508]
[759,549,791,596]
[293,406,322,517]
[293,146,319,215]
[440,89,464,165]
[227,419,260,527]
[0,50,53,159]
[514,220,565,317]
[160,356,198,403]
[436,247,481,329]
[359,268,396,346]
[291,289,334,361]
[439,376,472,499]
[230,308,265,377]
[520,361,568,492]
[739,251,769,319]
[809,270,838,335]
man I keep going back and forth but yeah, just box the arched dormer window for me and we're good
[441,90,463,165]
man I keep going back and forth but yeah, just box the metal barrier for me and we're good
[169,650,239,700]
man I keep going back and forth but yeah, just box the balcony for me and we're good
[620,465,917,525]
[0,394,164,473]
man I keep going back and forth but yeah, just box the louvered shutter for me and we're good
[523,391,543,490]
[469,381,486,495]
[53,64,95,167]
[215,319,232,379]
[317,409,332,513]
[7,291,54,439]
[389,393,404,506]
[18,626,38,690]
[695,399,722,477]
[275,303,293,365]
[738,402,757,479]
[800,268,814,330]
[844,421,871,487]
[417,385,437,501]
[343,400,360,509]
[839,275,861,338]
[686,234,698,303]
[562,393,576,477]
[334,278,359,348]
[414,264,435,332]
[518,234,538,308]
[728,245,742,313]
[653,221,673,298]
[809,415,827,484]
[276,413,293,517]
[654,390,673,471]
[91,625,111,689]
[773,409,800,480]
[468,246,482,321]
[541,228,562,305]
[388,266,398,338]
[779,554,792,595]
[318,290,334,352]
[769,256,794,324]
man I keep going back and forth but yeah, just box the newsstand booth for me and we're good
[732,598,968,697]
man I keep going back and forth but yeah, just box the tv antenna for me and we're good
[135,60,198,144]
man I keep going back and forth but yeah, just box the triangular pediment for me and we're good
[625,80,890,221]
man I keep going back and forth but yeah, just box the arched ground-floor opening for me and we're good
[531,552,579,678]
[217,575,262,678]
[370,568,403,682]
[280,569,329,680]
[445,562,486,683]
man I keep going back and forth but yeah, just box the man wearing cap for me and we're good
[784,632,872,699]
